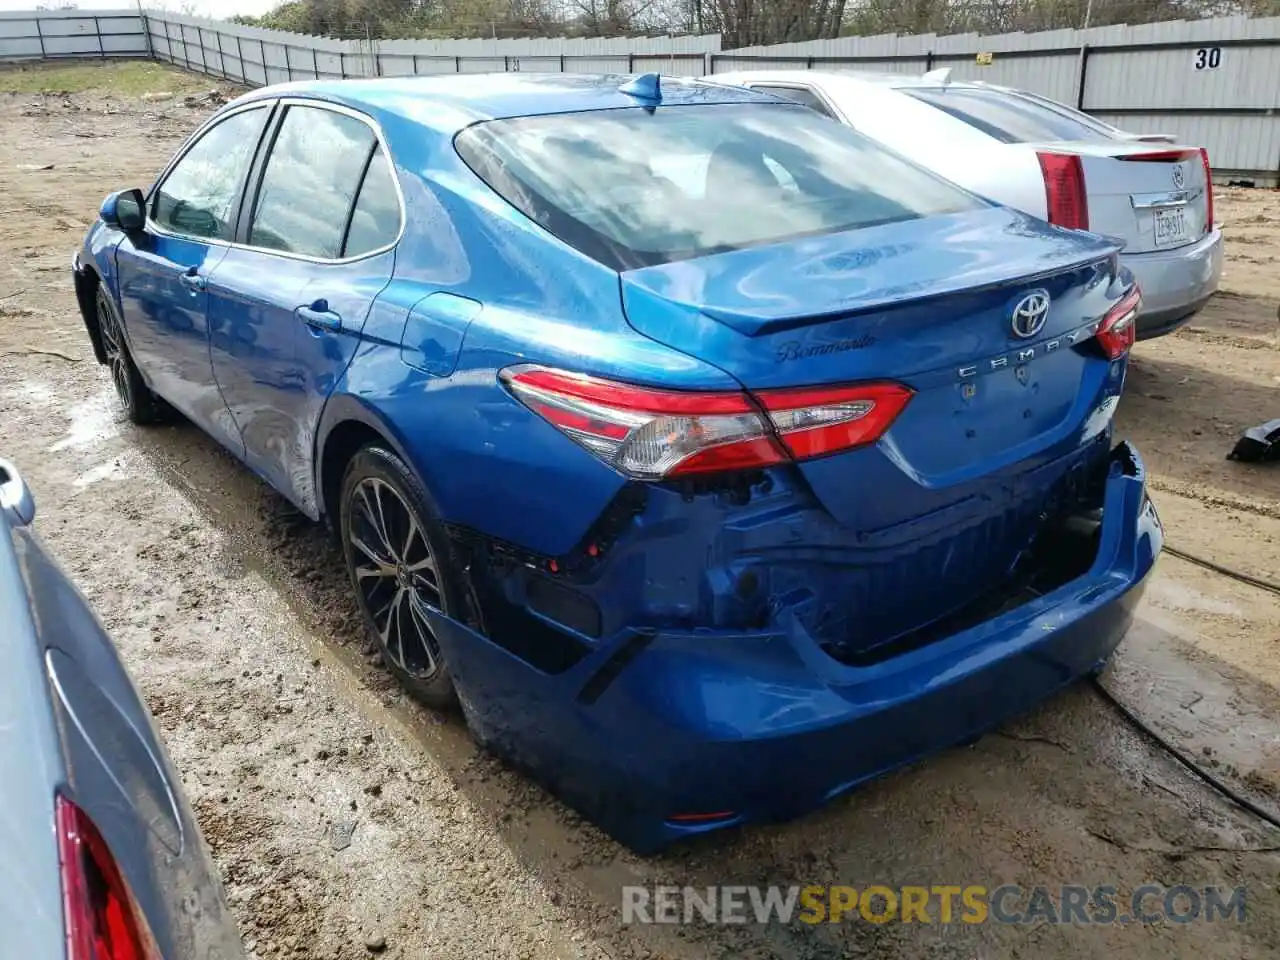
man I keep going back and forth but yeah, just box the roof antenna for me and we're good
[922,67,952,83]
[619,72,662,101]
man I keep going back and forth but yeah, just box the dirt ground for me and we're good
[3,61,1280,960]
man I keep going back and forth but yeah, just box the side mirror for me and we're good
[100,188,147,232]
[0,457,36,528]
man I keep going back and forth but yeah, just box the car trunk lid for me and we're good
[1030,141,1212,254]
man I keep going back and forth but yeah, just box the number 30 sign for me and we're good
[1195,47,1222,69]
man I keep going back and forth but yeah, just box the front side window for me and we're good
[751,84,836,119]
[249,105,378,258]
[152,106,269,241]
[903,87,1114,144]
[455,103,982,270]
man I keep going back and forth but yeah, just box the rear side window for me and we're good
[903,87,1114,144]
[750,85,836,118]
[152,106,269,241]
[455,102,982,270]
[343,147,401,257]
[249,105,377,258]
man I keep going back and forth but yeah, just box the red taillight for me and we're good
[757,382,914,460]
[1115,149,1200,162]
[57,795,155,960]
[1200,147,1214,230]
[501,366,912,479]
[1096,286,1143,360]
[1036,152,1089,230]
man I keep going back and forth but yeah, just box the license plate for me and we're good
[1154,206,1190,247]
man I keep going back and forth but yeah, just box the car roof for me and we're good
[230,73,776,136]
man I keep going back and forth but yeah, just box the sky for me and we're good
[0,0,282,17]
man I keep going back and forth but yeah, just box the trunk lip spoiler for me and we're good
[698,249,1123,338]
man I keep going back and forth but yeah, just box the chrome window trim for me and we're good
[146,96,407,266]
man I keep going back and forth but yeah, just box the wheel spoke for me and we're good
[373,586,396,624]
[402,515,420,563]
[404,553,436,575]
[350,533,393,569]
[379,588,406,669]
[405,594,437,675]
[358,481,396,561]
[355,562,393,582]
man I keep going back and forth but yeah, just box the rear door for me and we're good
[116,103,273,451]
[207,101,400,516]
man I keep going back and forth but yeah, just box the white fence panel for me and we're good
[0,8,146,60]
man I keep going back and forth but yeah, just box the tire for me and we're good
[338,445,466,709]
[95,285,166,425]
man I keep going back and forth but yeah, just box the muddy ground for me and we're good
[2,61,1280,960]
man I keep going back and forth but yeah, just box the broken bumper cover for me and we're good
[424,441,1162,853]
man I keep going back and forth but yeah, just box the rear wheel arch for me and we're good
[315,397,432,527]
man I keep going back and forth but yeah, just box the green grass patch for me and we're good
[0,59,213,97]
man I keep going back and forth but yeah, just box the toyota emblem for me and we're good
[1010,290,1051,339]
[1172,164,1186,189]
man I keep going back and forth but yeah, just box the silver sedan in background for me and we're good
[707,69,1223,339]
[1,457,242,959]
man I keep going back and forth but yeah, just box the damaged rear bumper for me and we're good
[424,441,1161,853]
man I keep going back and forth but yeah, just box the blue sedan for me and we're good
[73,73,1160,852]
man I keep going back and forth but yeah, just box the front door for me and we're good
[208,103,401,516]
[115,103,273,452]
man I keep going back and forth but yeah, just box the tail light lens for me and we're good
[1037,152,1089,230]
[501,365,912,479]
[1200,147,1214,231]
[757,382,914,460]
[57,794,156,960]
[1096,286,1142,359]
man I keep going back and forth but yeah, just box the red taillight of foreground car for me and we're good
[756,381,914,461]
[1036,152,1089,230]
[1096,286,1143,360]
[501,366,912,479]
[57,794,156,960]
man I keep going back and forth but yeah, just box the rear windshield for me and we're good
[903,87,1116,144]
[454,102,983,270]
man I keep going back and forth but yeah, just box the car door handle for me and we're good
[179,269,207,292]
[296,301,342,332]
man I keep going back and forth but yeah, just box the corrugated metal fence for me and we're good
[0,9,148,60]
[2,9,1278,181]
